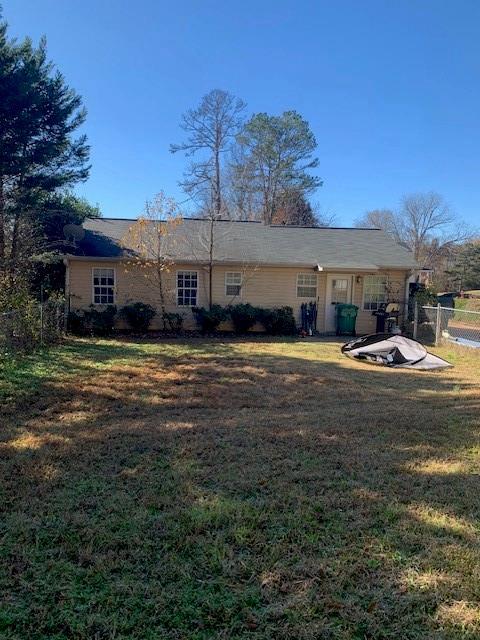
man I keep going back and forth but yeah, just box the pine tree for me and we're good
[0,15,90,280]
[446,243,480,291]
[233,111,322,224]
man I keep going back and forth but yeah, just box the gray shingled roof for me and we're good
[76,217,416,270]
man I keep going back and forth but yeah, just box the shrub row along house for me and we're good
[65,217,417,333]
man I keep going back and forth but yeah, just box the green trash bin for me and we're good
[335,303,359,336]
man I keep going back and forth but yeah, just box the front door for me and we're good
[325,274,353,332]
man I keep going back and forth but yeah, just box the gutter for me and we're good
[65,254,126,263]
[65,254,416,271]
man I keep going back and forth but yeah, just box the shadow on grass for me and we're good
[0,339,155,406]
[1,337,479,639]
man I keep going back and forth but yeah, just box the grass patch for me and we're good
[453,297,480,320]
[1,337,479,638]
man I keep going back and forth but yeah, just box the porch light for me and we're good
[356,275,362,284]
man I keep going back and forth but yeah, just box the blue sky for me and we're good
[4,0,480,225]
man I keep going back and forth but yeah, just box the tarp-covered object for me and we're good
[341,333,452,370]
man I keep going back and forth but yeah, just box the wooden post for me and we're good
[435,302,442,346]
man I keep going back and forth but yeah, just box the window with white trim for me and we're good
[92,268,115,304]
[331,278,349,304]
[225,272,242,296]
[177,271,198,307]
[363,275,388,310]
[297,273,317,298]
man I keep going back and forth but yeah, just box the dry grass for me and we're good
[0,337,479,639]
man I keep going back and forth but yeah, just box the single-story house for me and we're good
[65,217,418,333]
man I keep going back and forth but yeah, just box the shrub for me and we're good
[228,303,259,334]
[259,306,296,335]
[414,286,438,307]
[162,312,184,332]
[120,302,156,332]
[68,305,117,336]
[0,273,32,313]
[67,310,84,336]
[192,305,228,333]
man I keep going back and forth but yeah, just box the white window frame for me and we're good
[92,267,116,305]
[177,270,198,307]
[225,271,242,297]
[331,277,349,303]
[296,273,317,298]
[363,275,388,311]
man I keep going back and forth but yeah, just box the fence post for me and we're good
[413,301,418,339]
[435,303,442,346]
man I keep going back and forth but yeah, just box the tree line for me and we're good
[354,193,478,291]
[169,89,479,292]
[1,8,478,315]
[170,88,328,227]
[0,14,97,309]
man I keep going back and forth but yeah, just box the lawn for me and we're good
[1,337,479,639]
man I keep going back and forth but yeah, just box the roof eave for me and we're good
[65,254,414,271]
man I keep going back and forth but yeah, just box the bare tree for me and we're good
[122,192,183,328]
[399,192,465,262]
[354,209,401,238]
[355,193,473,270]
[174,215,260,311]
[170,90,246,307]
[170,89,246,219]
[311,203,338,227]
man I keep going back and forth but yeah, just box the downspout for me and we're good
[403,271,413,330]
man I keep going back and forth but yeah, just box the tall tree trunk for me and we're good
[9,210,20,275]
[208,141,221,310]
[0,177,5,273]
[208,215,214,310]
[10,143,28,275]
[157,262,168,329]
[214,147,221,220]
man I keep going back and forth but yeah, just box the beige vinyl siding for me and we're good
[69,261,206,329]
[211,265,327,331]
[68,260,327,330]
[353,270,407,335]
[68,259,408,333]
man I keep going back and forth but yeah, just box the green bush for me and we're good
[259,306,296,335]
[192,305,228,333]
[228,303,259,334]
[414,286,438,307]
[68,305,117,336]
[120,302,156,332]
[0,273,32,313]
[162,312,184,332]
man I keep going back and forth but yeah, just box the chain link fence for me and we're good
[414,303,480,349]
[0,301,65,355]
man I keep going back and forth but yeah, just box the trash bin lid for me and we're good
[336,304,359,316]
